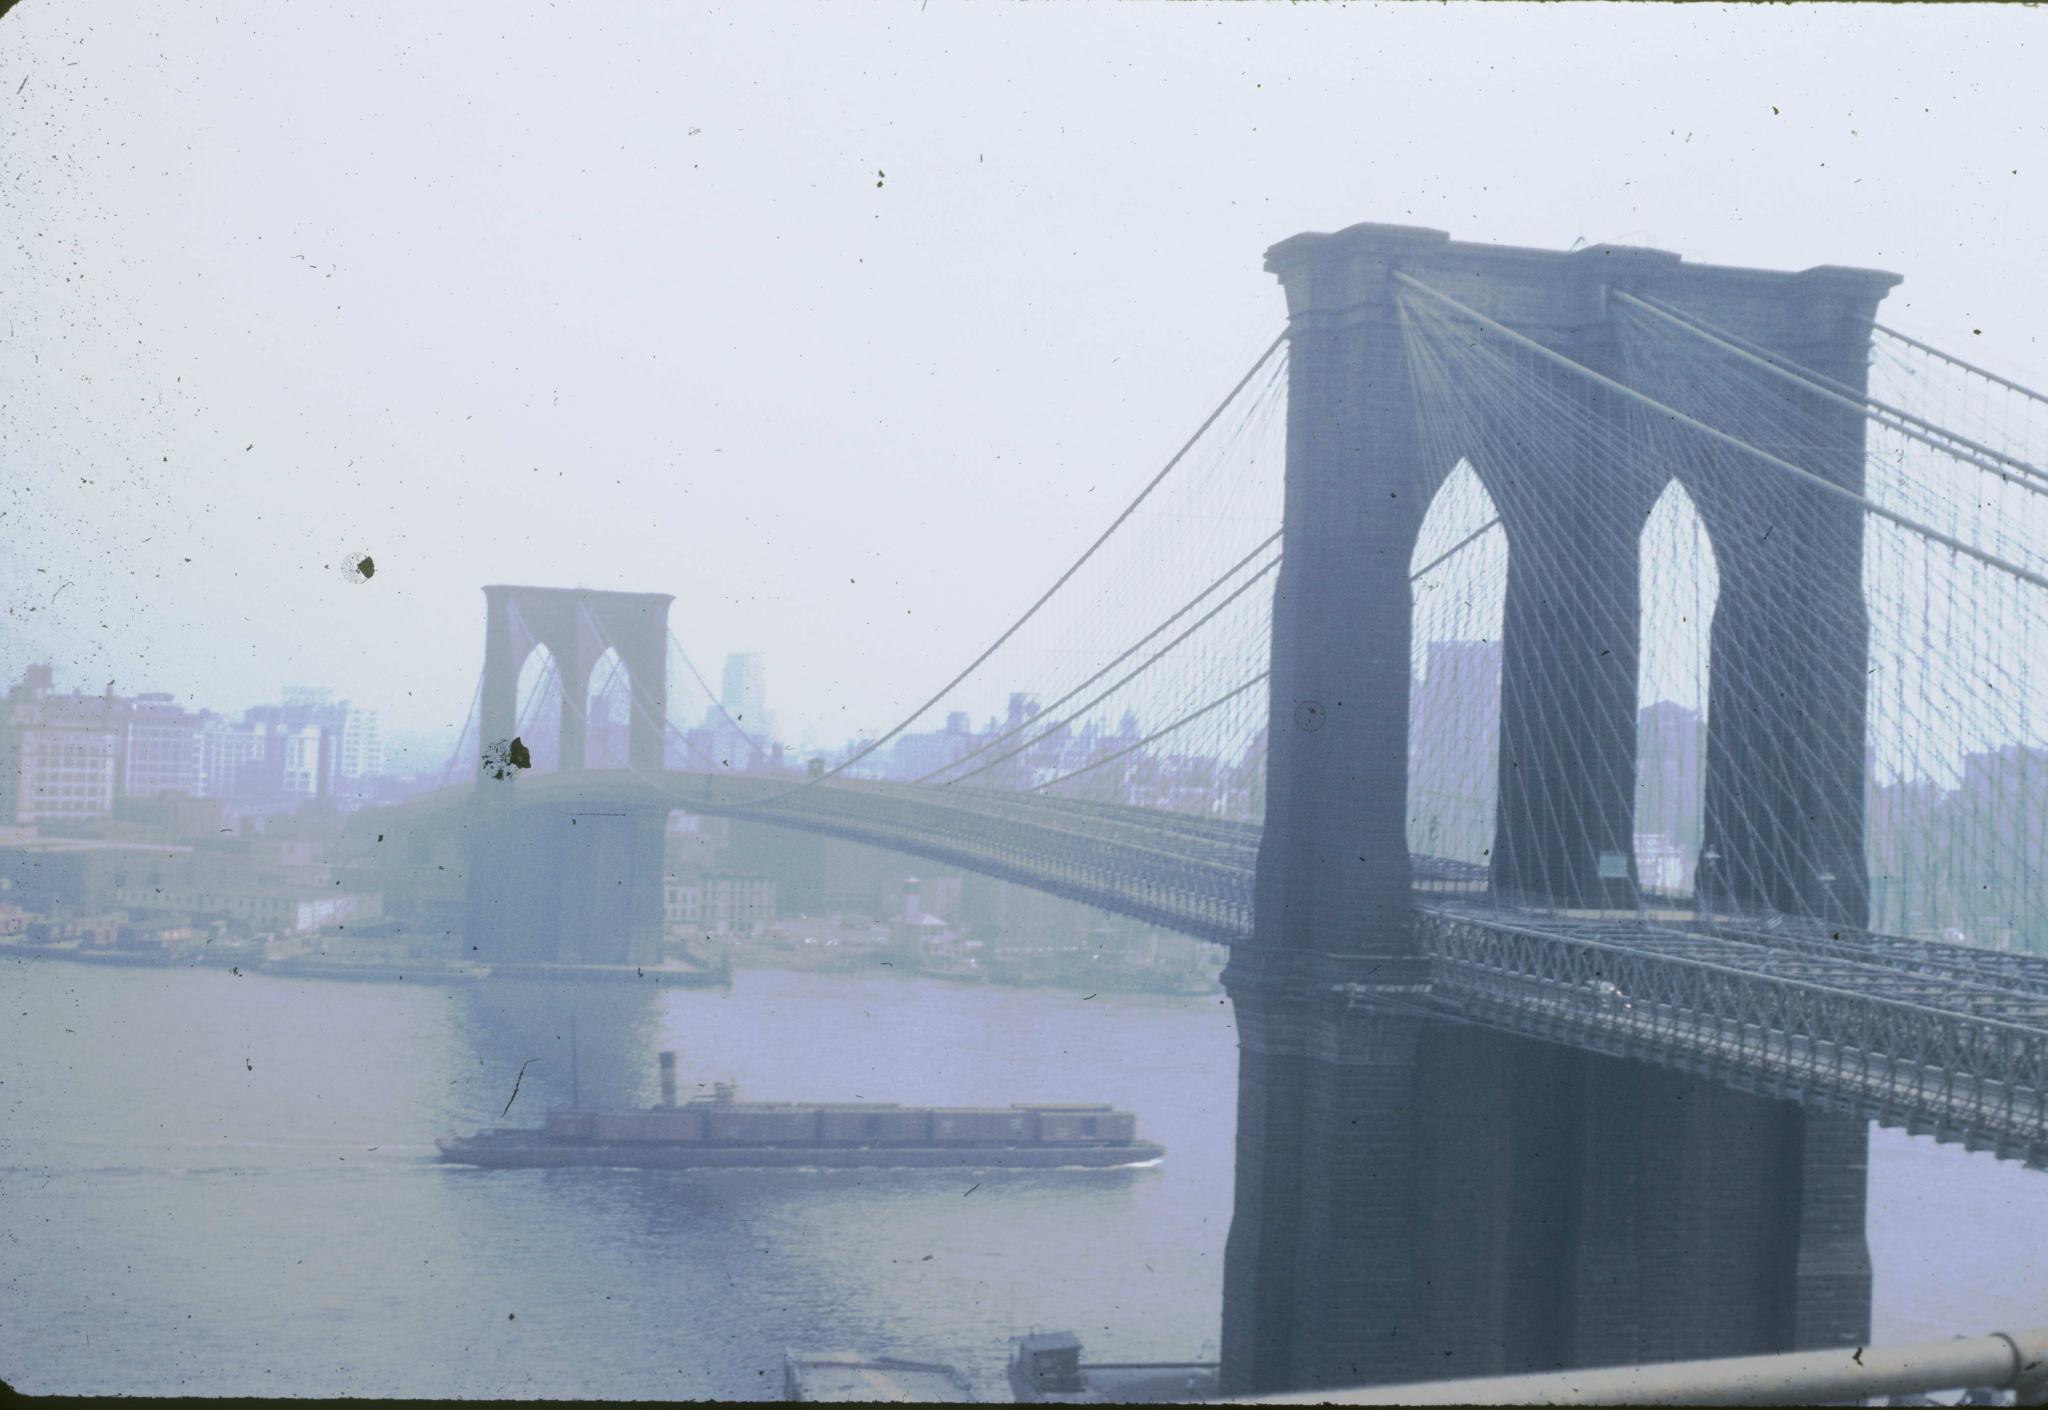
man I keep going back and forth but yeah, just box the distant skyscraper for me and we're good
[720,654,769,729]
[336,705,384,782]
[699,653,776,771]
[277,724,325,800]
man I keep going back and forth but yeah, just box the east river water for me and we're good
[3,958,2045,1397]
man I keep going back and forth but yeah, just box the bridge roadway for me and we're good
[416,766,2048,1170]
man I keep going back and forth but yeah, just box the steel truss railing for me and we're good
[754,785,1255,943]
[1466,907,2048,1029]
[1716,913,2048,1005]
[1419,907,2048,1169]
[742,780,1479,940]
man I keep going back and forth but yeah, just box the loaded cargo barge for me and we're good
[436,1052,1164,1171]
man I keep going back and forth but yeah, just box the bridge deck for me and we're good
[1423,906,2048,1170]
[414,767,2048,1168]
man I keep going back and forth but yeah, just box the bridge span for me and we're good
[387,219,2048,1395]
[418,752,2048,1389]
[424,764,2048,1173]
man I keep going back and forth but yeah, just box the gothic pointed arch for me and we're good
[1635,478,1721,897]
[513,641,563,774]
[1408,458,1508,874]
[583,646,633,770]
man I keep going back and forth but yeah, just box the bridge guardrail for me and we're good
[1422,909,2048,1167]
[1225,1325,2048,1405]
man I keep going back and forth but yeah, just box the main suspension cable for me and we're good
[723,328,1290,808]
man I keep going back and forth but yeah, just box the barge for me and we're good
[436,1052,1164,1171]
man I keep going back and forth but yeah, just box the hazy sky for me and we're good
[3,2,2044,750]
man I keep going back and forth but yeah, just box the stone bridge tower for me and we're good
[466,585,675,964]
[1223,225,1897,1393]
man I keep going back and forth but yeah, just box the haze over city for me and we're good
[8,3,2048,1405]
[4,4,2044,746]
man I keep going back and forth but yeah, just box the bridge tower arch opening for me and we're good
[1222,224,1896,1396]
[583,646,635,771]
[512,641,564,773]
[1407,458,1507,875]
[1635,479,1721,899]
[476,584,674,781]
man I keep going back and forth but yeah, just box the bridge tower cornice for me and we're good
[481,584,677,609]
[1266,223,1899,358]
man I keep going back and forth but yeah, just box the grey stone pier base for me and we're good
[464,800,668,965]
[1221,954,1873,1394]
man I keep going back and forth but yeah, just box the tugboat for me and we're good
[435,1051,1165,1171]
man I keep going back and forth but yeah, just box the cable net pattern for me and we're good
[438,287,2048,961]
[1398,278,2048,944]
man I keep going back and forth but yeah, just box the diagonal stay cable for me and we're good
[1618,292,2048,494]
[1026,671,1271,794]
[932,502,1499,790]
[666,627,769,759]
[1876,323,2048,408]
[569,603,1257,884]
[1633,294,2048,486]
[1395,272,2048,593]
[935,555,1282,788]
[437,671,485,789]
[719,328,1290,810]
[917,529,1283,784]
[1410,515,1504,582]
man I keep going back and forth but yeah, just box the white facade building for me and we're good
[336,705,383,781]
[278,725,324,800]
[0,669,121,823]
[121,694,205,799]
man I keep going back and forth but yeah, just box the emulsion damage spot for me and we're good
[482,737,532,780]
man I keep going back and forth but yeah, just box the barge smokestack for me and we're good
[658,1051,678,1108]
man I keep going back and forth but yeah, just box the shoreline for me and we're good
[0,944,725,988]
[0,939,1216,998]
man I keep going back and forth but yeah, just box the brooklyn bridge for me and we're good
[388,224,2048,1396]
